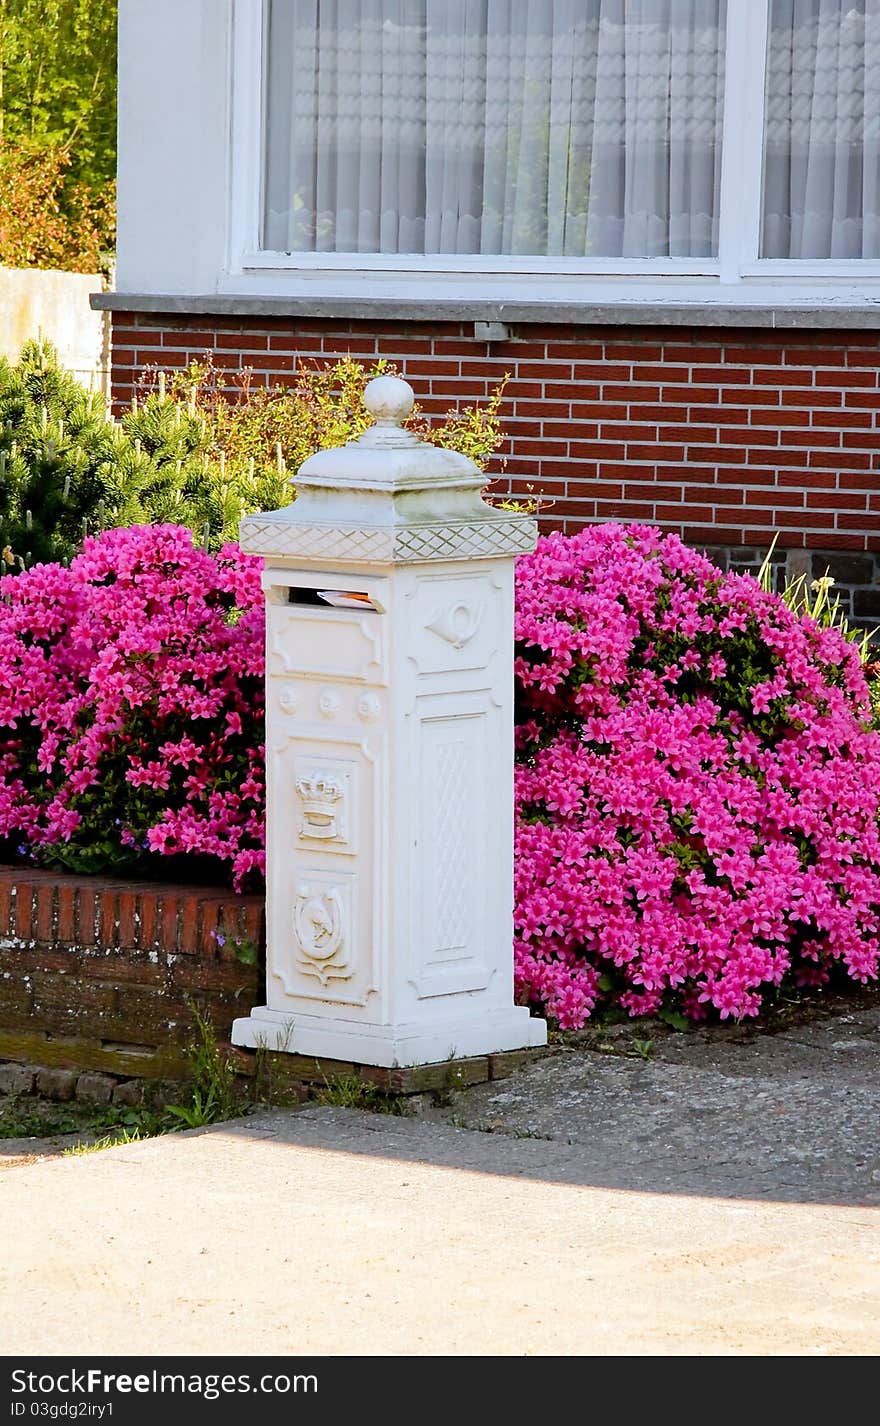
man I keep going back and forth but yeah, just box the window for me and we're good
[263,1,727,260]
[234,0,880,282]
[762,0,880,258]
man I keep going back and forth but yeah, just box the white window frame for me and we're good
[224,0,880,298]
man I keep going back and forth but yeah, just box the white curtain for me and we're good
[263,0,727,258]
[762,0,880,258]
[265,0,431,253]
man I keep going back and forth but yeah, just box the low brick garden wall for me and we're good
[0,866,262,1103]
[0,866,541,1104]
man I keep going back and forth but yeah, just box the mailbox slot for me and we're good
[287,587,383,612]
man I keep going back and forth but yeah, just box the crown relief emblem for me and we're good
[295,771,344,840]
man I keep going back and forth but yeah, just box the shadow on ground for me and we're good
[225,994,880,1208]
[2,993,878,1207]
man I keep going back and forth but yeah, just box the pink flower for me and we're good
[0,525,265,892]
[513,523,880,1027]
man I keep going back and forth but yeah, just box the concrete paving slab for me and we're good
[426,1003,880,1206]
[1,1104,878,1356]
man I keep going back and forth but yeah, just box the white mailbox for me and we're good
[232,375,547,1067]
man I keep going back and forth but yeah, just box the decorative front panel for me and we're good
[404,571,500,677]
[411,708,493,998]
[267,728,381,1013]
[267,604,386,684]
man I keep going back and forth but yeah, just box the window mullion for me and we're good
[718,0,770,282]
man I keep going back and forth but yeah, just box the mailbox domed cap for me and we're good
[363,374,414,426]
[295,376,483,492]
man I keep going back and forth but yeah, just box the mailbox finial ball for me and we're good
[363,374,414,427]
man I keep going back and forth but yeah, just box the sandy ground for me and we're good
[1,1103,878,1356]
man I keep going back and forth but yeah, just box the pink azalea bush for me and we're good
[2,520,879,1028]
[0,525,265,889]
[514,524,880,1027]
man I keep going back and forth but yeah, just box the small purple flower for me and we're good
[211,930,226,948]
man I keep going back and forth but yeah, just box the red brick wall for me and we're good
[0,866,261,1081]
[0,866,532,1098]
[110,311,880,555]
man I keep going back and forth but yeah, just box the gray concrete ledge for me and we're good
[91,290,880,330]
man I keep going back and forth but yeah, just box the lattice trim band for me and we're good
[240,517,537,563]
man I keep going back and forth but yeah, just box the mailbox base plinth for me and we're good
[231,1004,547,1068]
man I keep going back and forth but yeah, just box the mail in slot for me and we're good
[286,587,381,611]
[317,590,377,610]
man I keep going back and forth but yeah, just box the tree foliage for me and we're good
[0,0,116,269]
[0,140,113,270]
[0,0,117,192]
[0,338,123,567]
[0,342,508,571]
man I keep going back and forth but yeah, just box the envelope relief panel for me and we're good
[407,572,498,675]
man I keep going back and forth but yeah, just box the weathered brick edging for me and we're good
[0,867,550,1102]
[0,866,262,1083]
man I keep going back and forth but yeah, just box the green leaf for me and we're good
[233,938,260,967]
[658,1007,690,1032]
